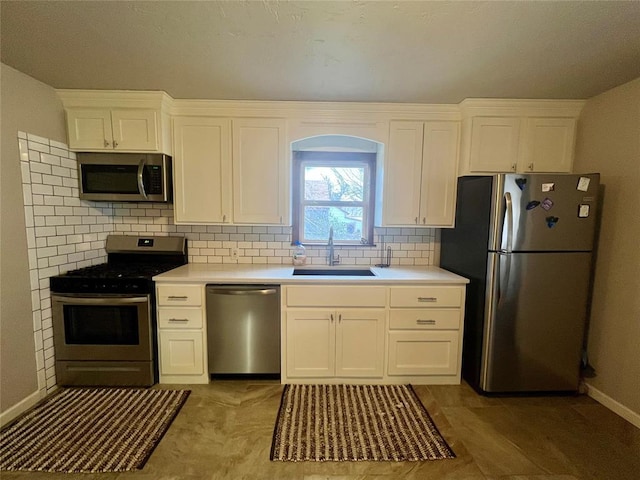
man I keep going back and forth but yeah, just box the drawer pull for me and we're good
[168,318,189,322]
[416,319,436,325]
[167,295,189,301]
[417,297,437,302]
[330,314,334,323]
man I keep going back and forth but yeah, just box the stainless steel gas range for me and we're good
[50,235,187,386]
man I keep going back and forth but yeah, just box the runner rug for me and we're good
[0,387,190,473]
[270,384,455,462]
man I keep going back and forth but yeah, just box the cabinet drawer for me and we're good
[158,308,203,329]
[389,286,462,308]
[157,285,202,306]
[286,286,386,307]
[388,330,459,376]
[389,309,460,330]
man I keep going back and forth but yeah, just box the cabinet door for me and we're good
[172,117,232,224]
[111,109,158,151]
[522,117,576,173]
[159,330,205,375]
[335,309,385,378]
[420,121,459,226]
[232,118,288,224]
[388,330,459,376]
[382,121,424,226]
[469,117,521,173]
[286,310,334,377]
[66,108,113,150]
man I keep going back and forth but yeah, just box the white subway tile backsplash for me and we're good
[28,141,50,154]
[50,146,70,157]
[40,153,61,166]
[27,133,50,145]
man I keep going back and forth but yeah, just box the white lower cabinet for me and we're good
[159,330,204,375]
[156,284,209,384]
[387,286,464,382]
[286,309,385,378]
[282,283,465,385]
[388,331,459,376]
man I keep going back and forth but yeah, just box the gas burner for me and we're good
[50,235,187,295]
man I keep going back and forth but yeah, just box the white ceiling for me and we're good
[2,1,640,104]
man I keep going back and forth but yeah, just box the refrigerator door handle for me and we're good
[504,192,513,253]
[497,252,511,307]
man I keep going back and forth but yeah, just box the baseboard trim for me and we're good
[585,382,640,429]
[0,389,46,428]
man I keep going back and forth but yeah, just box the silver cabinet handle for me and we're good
[417,297,437,302]
[167,295,188,300]
[416,319,436,325]
[168,318,189,322]
[330,314,334,323]
[415,217,418,224]
[338,314,342,323]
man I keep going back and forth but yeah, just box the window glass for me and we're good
[293,151,375,245]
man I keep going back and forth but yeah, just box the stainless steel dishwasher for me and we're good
[206,285,280,376]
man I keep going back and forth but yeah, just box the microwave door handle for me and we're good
[137,158,148,199]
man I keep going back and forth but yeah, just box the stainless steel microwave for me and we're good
[77,153,172,202]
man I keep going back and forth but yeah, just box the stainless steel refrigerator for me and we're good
[441,173,600,393]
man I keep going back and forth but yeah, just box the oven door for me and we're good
[52,294,152,362]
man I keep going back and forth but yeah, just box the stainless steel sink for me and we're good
[292,268,375,276]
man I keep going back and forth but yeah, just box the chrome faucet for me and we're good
[327,226,340,265]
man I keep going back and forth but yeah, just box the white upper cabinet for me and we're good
[467,116,521,173]
[67,108,160,152]
[522,117,576,173]
[58,90,172,153]
[232,118,288,225]
[172,116,287,225]
[459,100,583,175]
[172,116,232,224]
[383,121,459,227]
[383,121,424,226]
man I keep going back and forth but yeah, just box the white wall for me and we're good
[0,64,66,417]
[573,77,640,423]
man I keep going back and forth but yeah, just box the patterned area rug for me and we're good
[270,384,455,462]
[0,387,189,473]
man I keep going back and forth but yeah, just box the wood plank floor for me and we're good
[2,380,639,479]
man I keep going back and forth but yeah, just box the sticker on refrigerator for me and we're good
[515,178,527,190]
[577,177,591,192]
[545,216,559,228]
[578,204,590,218]
[541,198,554,211]
[542,183,555,192]
[526,200,540,210]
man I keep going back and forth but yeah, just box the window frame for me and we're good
[292,150,376,246]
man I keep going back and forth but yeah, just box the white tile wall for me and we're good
[19,132,112,394]
[19,132,437,392]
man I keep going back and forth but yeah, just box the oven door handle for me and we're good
[52,295,149,305]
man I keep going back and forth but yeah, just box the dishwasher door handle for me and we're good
[206,288,278,296]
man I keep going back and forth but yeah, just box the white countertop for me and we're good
[153,264,469,285]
